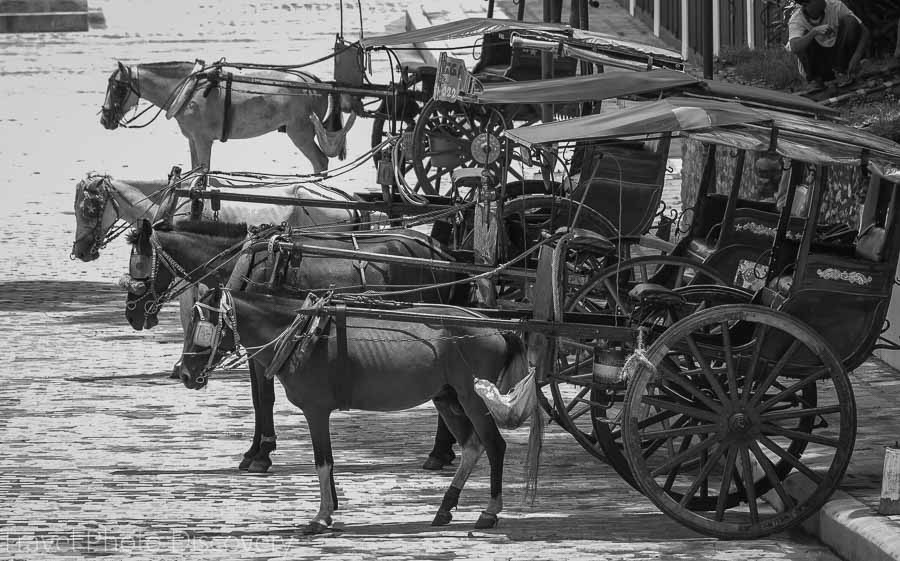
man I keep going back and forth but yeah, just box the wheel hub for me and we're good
[728,412,752,434]
[471,132,502,165]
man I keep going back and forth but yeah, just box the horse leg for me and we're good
[430,394,484,526]
[244,361,277,473]
[455,393,506,529]
[422,414,458,470]
[239,365,262,470]
[185,135,212,171]
[302,408,338,534]
[286,121,328,173]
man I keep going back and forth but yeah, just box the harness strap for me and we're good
[351,234,368,290]
[221,72,234,143]
[334,303,351,411]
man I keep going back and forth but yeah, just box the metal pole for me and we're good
[703,0,714,79]
[541,0,554,123]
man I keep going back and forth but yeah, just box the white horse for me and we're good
[71,173,360,262]
[100,61,357,172]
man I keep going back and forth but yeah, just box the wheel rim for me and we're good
[411,101,523,195]
[622,304,856,539]
[547,278,753,493]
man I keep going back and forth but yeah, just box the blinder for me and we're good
[192,319,219,348]
[129,252,153,279]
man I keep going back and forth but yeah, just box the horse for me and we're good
[179,285,531,533]
[71,173,360,262]
[99,61,357,172]
[122,218,467,473]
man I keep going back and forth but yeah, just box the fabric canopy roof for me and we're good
[503,97,900,180]
[475,69,700,104]
[503,98,772,146]
[569,28,682,63]
[358,18,570,48]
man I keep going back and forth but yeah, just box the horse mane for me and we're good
[173,219,248,239]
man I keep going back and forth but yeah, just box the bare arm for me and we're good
[848,22,870,74]
[789,25,828,53]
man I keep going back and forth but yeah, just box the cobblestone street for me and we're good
[0,282,841,559]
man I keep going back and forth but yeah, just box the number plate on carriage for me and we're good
[434,52,482,102]
[193,320,217,348]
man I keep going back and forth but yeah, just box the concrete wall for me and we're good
[0,0,89,33]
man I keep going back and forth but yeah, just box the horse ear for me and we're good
[117,61,128,75]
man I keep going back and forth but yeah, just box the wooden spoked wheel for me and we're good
[546,280,753,492]
[622,304,856,539]
[410,100,526,196]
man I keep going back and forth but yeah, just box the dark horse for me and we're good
[180,285,529,533]
[123,219,464,472]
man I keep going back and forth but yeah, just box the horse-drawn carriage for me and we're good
[81,6,900,543]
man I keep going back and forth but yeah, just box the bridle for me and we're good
[71,175,125,260]
[183,288,241,386]
[103,65,162,129]
[103,66,141,124]
[125,235,193,316]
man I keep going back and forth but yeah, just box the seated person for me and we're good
[787,0,869,87]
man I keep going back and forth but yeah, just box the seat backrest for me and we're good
[570,134,671,237]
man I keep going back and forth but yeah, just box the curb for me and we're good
[786,474,900,561]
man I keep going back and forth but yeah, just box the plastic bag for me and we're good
[474,369,536,430]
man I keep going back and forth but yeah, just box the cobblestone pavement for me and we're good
[0,283,842,560]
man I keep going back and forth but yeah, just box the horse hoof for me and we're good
[431,510,453,526]
[474,512,498,529]
[422,452,455,471]
[238,457,252,471]
[247,458,271,473]
[302,519,331,535]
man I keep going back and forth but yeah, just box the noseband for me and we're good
[183,289,241,385]
[71,176,123,260]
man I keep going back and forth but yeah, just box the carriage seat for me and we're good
[399,61,436,80]
[629,283,686,307]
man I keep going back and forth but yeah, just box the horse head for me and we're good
[121,219,174,331]
[101,62,140,130]
[71,174,119,261]
[179,284,238,390]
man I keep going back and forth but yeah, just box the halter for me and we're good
[183,288,241,385]
[71,175,124,260]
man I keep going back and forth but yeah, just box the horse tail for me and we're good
[475,333,544,504]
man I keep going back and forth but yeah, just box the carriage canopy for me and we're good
[503,97,900,180]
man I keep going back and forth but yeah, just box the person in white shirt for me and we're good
[787,0,869,87]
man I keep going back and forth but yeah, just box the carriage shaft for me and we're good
[173,188,453,215]
[295,305,634,340]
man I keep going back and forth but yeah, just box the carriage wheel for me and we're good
[622,304,855,539]
[546,281,754,493]
[410,100,526,196]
